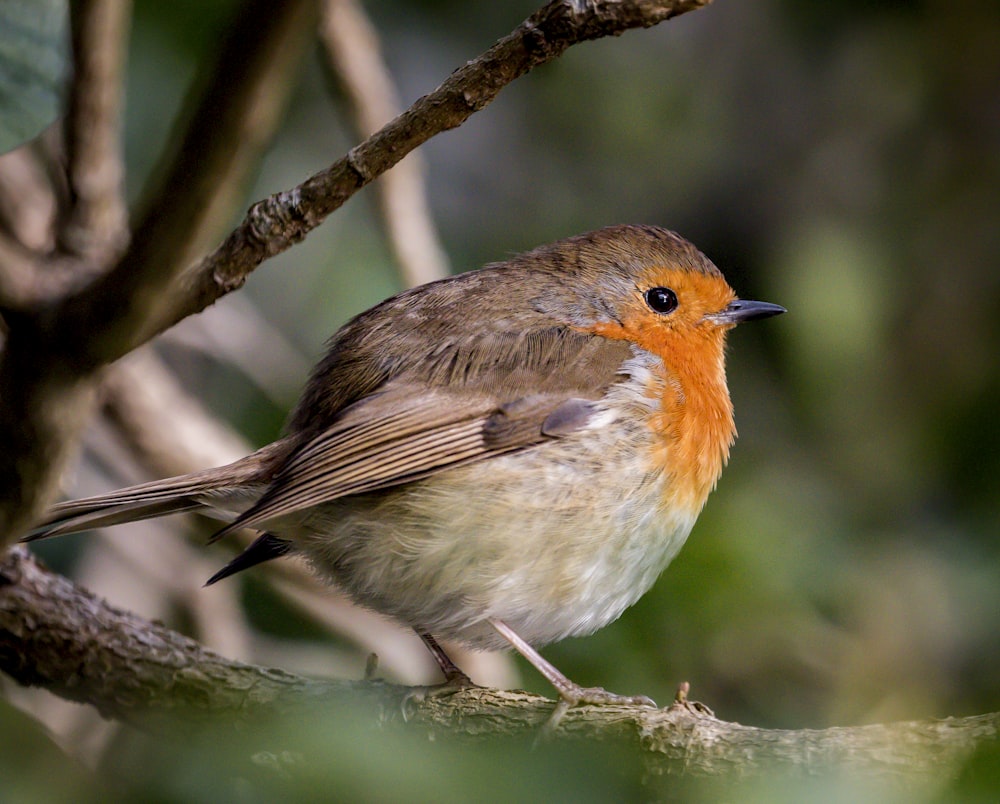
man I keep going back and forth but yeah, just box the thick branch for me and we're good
[0,0,318,544]
[55,0,320,364]
[0,546,348,732]
[1,547,995,785]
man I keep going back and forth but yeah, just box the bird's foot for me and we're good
[539,683,657,740]
[559,684,656,708]
[399,672,480,720]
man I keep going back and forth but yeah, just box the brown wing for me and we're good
[251,265,636,538]
[211,323,633,540]
[210,384,606,539]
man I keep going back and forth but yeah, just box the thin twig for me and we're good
[58,0,131,261]
[320,0,451,287]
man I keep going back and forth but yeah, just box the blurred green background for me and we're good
[6,0,1000,799]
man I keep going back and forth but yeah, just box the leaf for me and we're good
[0,0,69,154]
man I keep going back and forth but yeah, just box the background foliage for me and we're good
[5,0,999,799]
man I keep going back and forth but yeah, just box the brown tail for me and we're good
[23,441,291,542]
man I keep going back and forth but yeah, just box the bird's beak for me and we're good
[707,299,786,325]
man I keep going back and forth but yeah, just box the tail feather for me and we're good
[22,442,294,543]
[24,442,298,589]
[22,472,227,542]
[23,497,205,541]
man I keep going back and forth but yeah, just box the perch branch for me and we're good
[0,547,995,786]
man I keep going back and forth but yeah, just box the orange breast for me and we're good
[648,340,735,516]
[586,268,737,518]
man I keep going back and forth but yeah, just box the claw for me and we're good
[536,684,657,742]
[400,674,480,722]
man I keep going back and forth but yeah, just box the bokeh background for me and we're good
[4,0,999,799]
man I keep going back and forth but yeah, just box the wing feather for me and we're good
[210,330,635,542]
[211,389,584,539]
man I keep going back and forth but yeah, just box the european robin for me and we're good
[27,224,784,709]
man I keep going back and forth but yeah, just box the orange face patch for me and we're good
[584,267,738,517]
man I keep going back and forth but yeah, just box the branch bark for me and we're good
[1,547,995,786]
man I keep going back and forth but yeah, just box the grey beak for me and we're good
[709,299,786,324]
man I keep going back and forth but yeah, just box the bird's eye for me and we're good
[644,287,678,314]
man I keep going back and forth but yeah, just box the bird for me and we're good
[26,224,784,709]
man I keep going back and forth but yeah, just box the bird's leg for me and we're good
[416,631,476,687]
[489,618,657,709]
[397,632,478,719]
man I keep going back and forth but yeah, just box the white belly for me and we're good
[292,413,697,651]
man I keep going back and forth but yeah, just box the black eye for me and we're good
[644,287,678,314]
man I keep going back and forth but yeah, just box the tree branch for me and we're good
[1,547,995,785]
[0,546,345,732]
[88,0,713,358]
[0,0,318,544]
